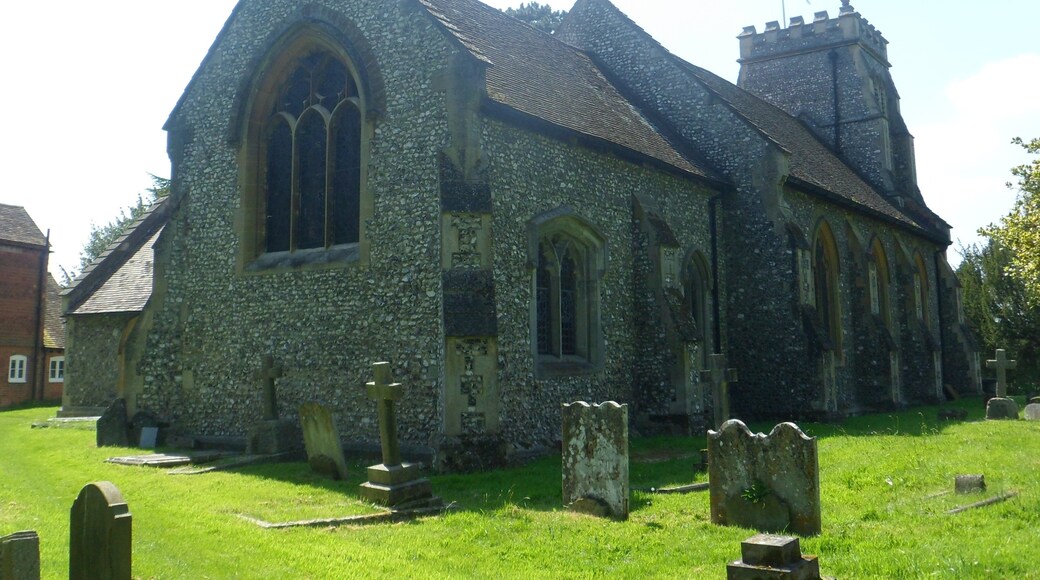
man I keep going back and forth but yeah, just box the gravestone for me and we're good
[561,401,629,520]
[138,427,158,449]
[708,420,821,536]
[299,402,349,480]
[985,349,1018,420]
[246,356,301,455]
[955,475,986,494]
[700,354,739,429]
[128,411,163,449]
[726,534,824,580]
[70,482,132,580]
[359,363,437,508]
[96,399,129,448]
[0,530,40,580]
[1024,403,1040,421]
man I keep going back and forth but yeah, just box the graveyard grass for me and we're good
[2,400,1039,579]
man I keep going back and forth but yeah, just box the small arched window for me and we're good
[685,251,712,368]
[529,210,606,375]
[812,221,842,352]
[870,238,892,329]
[913,253,929,324]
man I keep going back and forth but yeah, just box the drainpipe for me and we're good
[32,230,50,401]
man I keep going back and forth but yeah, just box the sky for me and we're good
[2,1,1038,278]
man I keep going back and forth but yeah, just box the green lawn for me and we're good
[2,399,1038,578]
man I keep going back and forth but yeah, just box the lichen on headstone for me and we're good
[561,401,629,520]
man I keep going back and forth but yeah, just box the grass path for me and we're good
[1,399,1038,578]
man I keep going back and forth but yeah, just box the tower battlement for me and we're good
[738,4,888,65]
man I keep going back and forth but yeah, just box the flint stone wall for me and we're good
[64,314,135,409]
[561,401,629,519]
[708,419,820,536]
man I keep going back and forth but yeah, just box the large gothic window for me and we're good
[812,221,842,352]
[529,210,606,376]
[262,51,361,253]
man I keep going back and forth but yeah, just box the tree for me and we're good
[980,137,1040,302]
[61,175,170,285]
[504,2,567,34]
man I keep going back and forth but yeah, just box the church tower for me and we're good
[737,2,922,206]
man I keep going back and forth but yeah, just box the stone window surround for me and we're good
[527,207,607,378]
[868,237,893,331]
[49,356,65,383]
[684,249,713,368]
[8,355,27,383]
[812,219,843,359]
[236,26,375,274]
[912,252,930,325]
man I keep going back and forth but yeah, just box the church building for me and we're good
[62,0,979,468]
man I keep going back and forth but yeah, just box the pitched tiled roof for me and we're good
[72,228,162,315]
[419,0,719,182]
[0,204,47,247]
[63,198,170,316]
[682,63,927,233]
[43,275,65,349]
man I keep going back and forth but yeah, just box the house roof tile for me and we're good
[0,204,47,247]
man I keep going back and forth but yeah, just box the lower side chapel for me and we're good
[61,0,980,468]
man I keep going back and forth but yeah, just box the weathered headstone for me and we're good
[1024,403,1040,421]
[138,427,158,450]
[128,411,162,449]
[0,530,40,580]
[700,354,739,429]
[985,349,1019,420]
[726,534,824,580]
[246,355,300,455]
[359,363,437,508]
[955,474,986,494]
[561,401,629,520]
[96,399,129,448]
[708,420,821,536]
[299,402,349,480]
[70,482,132,580]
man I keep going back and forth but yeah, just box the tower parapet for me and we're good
[738,6,889,67]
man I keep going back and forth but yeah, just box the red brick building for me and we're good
[0,204,64,407]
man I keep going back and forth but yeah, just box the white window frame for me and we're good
[49,357,65,383]
[8,355,27,383]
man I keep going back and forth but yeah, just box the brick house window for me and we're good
[8,356,27,383]
[49,357,65,383]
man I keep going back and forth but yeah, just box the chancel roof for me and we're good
[418,0,720,182]
[0,204,47,247]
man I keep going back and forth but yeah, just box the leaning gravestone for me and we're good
[985,349,1018,420]
[0,530,40,580]
[96,399,129,448]
[70,482,132,580]
[708,420,821,536]
[726,534,824,580]
[561,401,629,520]
[299,403,349,480]
[1024,403,1040,422]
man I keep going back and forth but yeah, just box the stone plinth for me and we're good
[985,398,1019,420]
[727,534,823,580]
[299,403,349,479]
[562,401,629,520]
[359,463,434,506]
[246,419,301,455]
[709,420,820,536]
[1,530,40,580]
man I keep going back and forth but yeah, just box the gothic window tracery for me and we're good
[812,221,842,353]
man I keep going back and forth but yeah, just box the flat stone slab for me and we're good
[167,453,291,475]
[105,451,231,467]
[239,502,450,529]
[31,417,99,429]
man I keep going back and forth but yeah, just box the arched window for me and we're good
[685,251,712,368]
[913,253,929,324]
[529,210,605,375]
[812,221,842,352]
[242,32,369,266]
[870,238,892,329]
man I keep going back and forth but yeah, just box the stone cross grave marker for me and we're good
[708,420,821,536]
[299,402,349,480]
[260,355,283,421]
[561,401,630,520]
[359,362,437,508]
[700,354,738,429]
[70,481,132,580]
[986,349,1017,398]
[1,530,40,580]
[985,349,1019,420]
